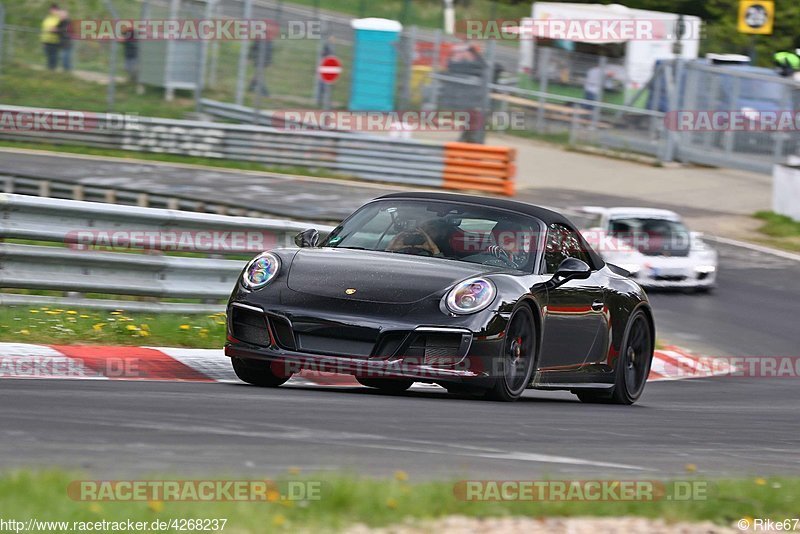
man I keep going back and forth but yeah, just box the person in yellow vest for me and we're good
[40,4,62,71]
[774,50,800,78]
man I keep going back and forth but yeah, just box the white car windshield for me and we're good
[609,217,691,256]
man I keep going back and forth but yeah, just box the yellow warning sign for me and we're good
[738,0,774,34]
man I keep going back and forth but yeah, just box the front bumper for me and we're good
[624,260,717,289]
[224,301,504,386]
[633,270,716,289]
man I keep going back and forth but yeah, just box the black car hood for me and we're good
[286,248,496,304]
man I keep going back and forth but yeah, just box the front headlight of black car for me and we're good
[241,252,281,289]
[444,278,496,315]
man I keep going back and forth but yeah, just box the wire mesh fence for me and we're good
[2,0,799,174]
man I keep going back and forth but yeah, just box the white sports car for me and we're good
[576,207,718,291]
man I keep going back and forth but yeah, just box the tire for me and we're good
[484,305,537,402]
[231,357,292,387]
[356,377,414,393]
[576,309,653,405]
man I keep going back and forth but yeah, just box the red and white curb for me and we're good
[0,343,735,386]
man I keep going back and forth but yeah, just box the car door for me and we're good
[538,223,609,369]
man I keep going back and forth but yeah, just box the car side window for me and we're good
[544,223,593,274]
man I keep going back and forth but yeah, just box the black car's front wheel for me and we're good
[231,357,292,387]
[484,305,537,402]
[576,309,653,405]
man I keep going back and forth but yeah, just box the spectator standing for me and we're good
[248,37,273,96]
[56,8,73,71]
[120,24,139,82]
[583,66,602,105]
[40,4,61,70]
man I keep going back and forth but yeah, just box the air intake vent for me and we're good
[231,307,269,347]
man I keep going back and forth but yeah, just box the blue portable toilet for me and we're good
[349,18,403,111]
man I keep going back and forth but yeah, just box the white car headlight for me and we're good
[445,278,496,315]
[741,107,760,121]
[241,252,281,289]
[694,265,716,274]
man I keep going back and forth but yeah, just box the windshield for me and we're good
[609,217,691,256]
[323,199,542,271]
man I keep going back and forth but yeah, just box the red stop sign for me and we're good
[318,55,342,84]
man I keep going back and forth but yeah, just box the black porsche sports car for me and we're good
[225,192,655,404]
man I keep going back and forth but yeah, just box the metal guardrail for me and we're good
[0,104,516,194]
[200,99,349,131]
[0,194,334,312]
[1,172,276,219]
[0,105,436,187]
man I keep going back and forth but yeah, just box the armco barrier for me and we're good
[0,105,517,195]
[443,143,516,196]
[0,194,334,312]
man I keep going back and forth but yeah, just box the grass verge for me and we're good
[753,211,800,253]
[0,470,796,532]
[0,306,225,348]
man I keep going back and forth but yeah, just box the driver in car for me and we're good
[485,221,530,269]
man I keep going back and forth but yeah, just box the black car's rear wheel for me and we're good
[356,377,414,393]
[484,305,537,402]
[576,309,653,405]
[231,357,292,387]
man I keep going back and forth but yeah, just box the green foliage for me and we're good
[0,470,799,531]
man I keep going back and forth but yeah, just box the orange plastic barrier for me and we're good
[443,142,517,196]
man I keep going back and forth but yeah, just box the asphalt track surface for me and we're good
[2,376,798,479]
[2,151,799,478]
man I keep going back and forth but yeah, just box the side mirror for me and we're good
[294,228,319,248]
[552,257,591,285]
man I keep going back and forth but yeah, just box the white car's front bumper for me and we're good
[626,257,716,289]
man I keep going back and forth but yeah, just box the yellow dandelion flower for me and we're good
[386,498,398,509]
[126,325,139,331]
[394,470,408,482]
[67,310,78,315]
[147,500,164,513]
[755,478,767,486]
[272,515,286,527]
[92,323,106,332]
[19,329,30,336]
[80,315,90,319]
[685,463,697,473]
[266,490,281,502]
[140,324,150,331]
[139,330,150,337]
[29,310,39,314]
[179,324,190,330]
